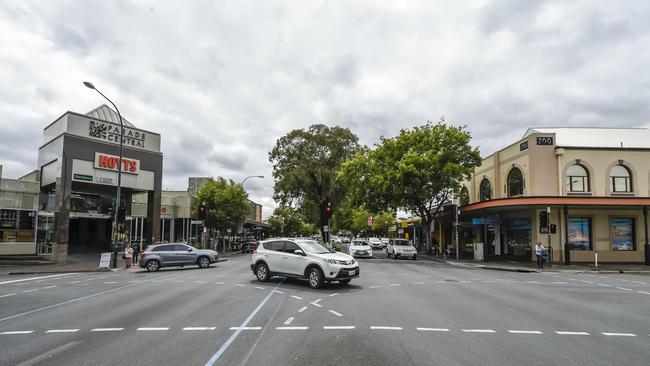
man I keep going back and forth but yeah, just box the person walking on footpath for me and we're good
[132,243,141,265]
[535,241,546,269]
[124,244,133,269]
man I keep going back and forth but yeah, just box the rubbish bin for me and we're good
[473,242,484,261]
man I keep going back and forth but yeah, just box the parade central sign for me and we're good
[94,152,140,174]
[89,121,147,149]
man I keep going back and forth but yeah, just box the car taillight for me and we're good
[252,248,257,255]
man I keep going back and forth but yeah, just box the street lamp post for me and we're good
[83,81,124,269]
[241,175,264,186]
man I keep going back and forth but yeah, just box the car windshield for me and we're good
[299,240,331,254]
[394,240,411,246]
[353,241,368,246]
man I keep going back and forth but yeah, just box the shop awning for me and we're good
[461,196,650,213]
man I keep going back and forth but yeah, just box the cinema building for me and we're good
[444,128,650,264]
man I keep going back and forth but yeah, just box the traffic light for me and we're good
[539,211,549,232]
[324,203,332,220]
[198,203,206,220]
[118,206,126,223]
[107,206,114,221]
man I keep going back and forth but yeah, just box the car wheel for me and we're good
[308,267,324,289]
[339,279,351,286]
[145,260,160,272]
[412,255,417,260]
[198,256,210,268]
[255,263,270,282]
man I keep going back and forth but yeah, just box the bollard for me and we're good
[595,251,598,268]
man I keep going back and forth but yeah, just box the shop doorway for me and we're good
[68,217,112,253]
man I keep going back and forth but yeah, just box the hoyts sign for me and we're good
[94,153,140,174]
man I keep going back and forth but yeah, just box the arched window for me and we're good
[479,179,491,201]
[459,187,469,206]
[566,164,589,192]
[507,168,524,197]
[610,165,632,192]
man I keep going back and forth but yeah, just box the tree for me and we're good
[269,124,362,240]
[267,205,305,237]
[371,211,394,237]
[195,177,250,248]
[339,122,481,250]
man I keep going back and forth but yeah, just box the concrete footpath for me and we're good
[419,253,650,274]
[0,251,238,275]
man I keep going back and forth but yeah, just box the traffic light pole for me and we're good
[547,206,552,268]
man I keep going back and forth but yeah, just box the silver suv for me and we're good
[139,243,218,272]
[251,238,359,289]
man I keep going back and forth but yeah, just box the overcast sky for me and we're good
[2,0,649,217]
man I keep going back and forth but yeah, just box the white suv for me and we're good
[251,238,359,289]
[387,238,417,260]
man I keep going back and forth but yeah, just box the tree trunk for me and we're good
[424,218,433,253]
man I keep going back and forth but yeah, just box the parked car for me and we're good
[348,239,373,258]
[241,240,258,254]
[251,238,359,289]
[386,238,417,260]
[368,237,382,250]
[380,238,389,249]
[139,243,219,272]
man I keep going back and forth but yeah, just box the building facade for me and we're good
[451,128,650,263]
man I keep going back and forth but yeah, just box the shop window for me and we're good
[566,164,589,192]
[459,187,469,206]
[503,218,531,256]
[567,217,592,250]
[0,209,35,243]
[507,168,524,197]
[611,218,635,251]
[610,165,632,193]
[479,179,491,201]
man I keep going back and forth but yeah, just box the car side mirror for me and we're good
[188,248,193,252]
[294,250,305,256]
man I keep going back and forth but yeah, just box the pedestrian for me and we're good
[124,244,133,269]
[132,243,141,265]
[535,241,546,269]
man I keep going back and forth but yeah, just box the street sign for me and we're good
[99,252,112,269]
[323,225,329,232]
[191,220,202,225]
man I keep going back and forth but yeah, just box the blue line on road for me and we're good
[204,281,283,366]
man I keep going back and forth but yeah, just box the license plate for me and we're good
[348,270,356,276]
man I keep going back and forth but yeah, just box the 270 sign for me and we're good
[536,137,554,145]
[94,153,140,174]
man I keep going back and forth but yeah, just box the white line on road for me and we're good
[137,327,169,331]
[128,281,141,283]
[417,328,449,332]
[284,317,294,325]
[310,299,323,307]
[69,281,82,284]
[183,327,216,331]
[324,326,355,329]
[103,281,119,284]
[276,326,308,330]
[1,330,33,334]
[602,332,636,337]
[328,310,343,317]
[42,285,57,289]
[507,330,543,334]
[255,286,265,290]
[389,284,401,287]
[22,289,38,293]
[597,283,611,287]
[370,326,402,330]
[369,285,380,289]
[555,331,590,335]
[580,280,594,284]
[45,329,79,333]
[91,328,124,332]
[462,329,496,333]
[0,293,16,298]
[229,327,262,330]
[411,282,425,285]
[0,273,76,285]
[273,290,284,294]
[215,282,225,285]
[551,282,568,284]
[15,341,81,366]
[616,287,632,291]
[298,306,308,313]
[195,281,207,284]
[348,289,359,292]
[329,293,339,297]
[637,291,650,295]
[235,284,246,287]
[631,281,646,285]
[291,295,303,300]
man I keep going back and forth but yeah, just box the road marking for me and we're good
[329,293,339,297]
[46,329,79,333]
[174,280,185,283]
[551,282,568,284]
[417,328,449,332]
[103,281,119,284]
[616,279,629,282]
[214,282,225,285]
[602,332,636,337]
[235,284,246,287]
[328,310,343,317]
[0,273,76,285]
[42,285,57,289]
[284,317,294,325]
[69,281,82,284]
[637,291,650,295]
[74,283,89,286]
[597,284,611,287]
[195,281,207,284]
[310,299,323,307]
[273,290,284,294]
[580,280,594,284]
[255,286,265,290]
[555,331,590,335]
[204,281,283,366]
[229,327,262,330]
[0,293,16,298]
[370,326,402,330]
[459,280,472,283]
[15,341,81,366]
[91,328,124,332]
[411,282,424,285]
[291,295,303,300]
[298,306,308,313]
[324,326,355,330]
[631,281,646,285]
[128,280,141,283]
[137,327,169,331]
[348,289,359,292]
[508,330,543,334]
[184,327,216,331]
[1,330,33,334]
[369,285,380,289]
[389,284,401,287]
[616,287,631,291]
[276,326,308,330]
[462,329,496,333]
[22,288,38,293]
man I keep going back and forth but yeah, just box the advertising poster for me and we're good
[568,218,591,250]
[611,218,634,251]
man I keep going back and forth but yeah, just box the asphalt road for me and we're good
[1,252,650,366]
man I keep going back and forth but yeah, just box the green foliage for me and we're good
[267,205,306,237]
[371,211,394,236]
[269,124,362,236]
[195,178,250,234]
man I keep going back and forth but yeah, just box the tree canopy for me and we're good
[194,177,250,235]
[267,205,309,237]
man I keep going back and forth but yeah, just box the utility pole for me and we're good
[455,204,460,261]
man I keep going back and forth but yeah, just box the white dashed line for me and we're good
[602,332,636,337]
[369,285,380,289]
[0,293,16,298]
[329,293,339,297]
[276,326,308,330]
[580,280,594,284]
[229,327,262,330]
[103,281,118,284]
[328,310,343,317]
[310,299,323,308]
[46,329,79,333]
[254,286,265,290]
[631,281,646,285]
[551,282,568,284]
[235,284,246,287]
[462,329,496,333]
[637,291,650,295]
[417,328,449,332]
[195,281,207,284]
[137,327,170,331]
[370,326,402,330]
[173,280,185,283]
[291,295,303,300]
[555,331,590,335]
[284,317,294,325]
[273,290,284,294]
[1,330,33,335]
[348,289,359,292]
[74,283,88,286]
[508,330,543,334]
[23,289,38,293]
[128,281,141,283]
[215,282,225,285]
[616,287,631,291]
[323,326,355,330]
[183,327,216,331]
[0,273,76,285]
[91,328,124,332]
[298,306,308,313]
[411,282,424,285]
[69,281,82,284]
[42,285,57,289]
[389,284,401,287]
[597,284,611,287]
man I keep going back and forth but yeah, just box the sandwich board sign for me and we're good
[99,252,112,269]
